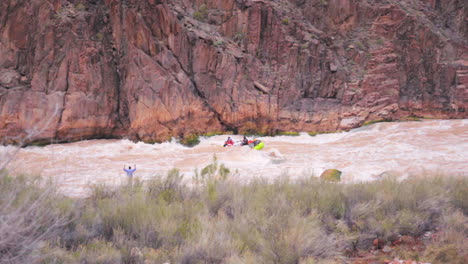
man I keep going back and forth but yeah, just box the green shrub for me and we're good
[363,119,387,126]
[308,131,336,136]
[422,212,468,264]
[233,32,245,44]
[193,4,209,22]
[95,32,104,41]
[2,170,467,263]
[213,40,224,47]
[147,168,185,203]
[197,155,230,183]
[180,133,200,147]
[450,178,468,214]
[354,41,365,50]
[193,11,205,21]
[75,3,86,11]
[401,116,422,121]
[203,131,224,137]
[76,239,122,263]
[277,131,300,136]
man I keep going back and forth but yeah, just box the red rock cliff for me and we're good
[0,0,466,143]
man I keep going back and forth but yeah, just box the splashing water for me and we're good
[1,119,467,196]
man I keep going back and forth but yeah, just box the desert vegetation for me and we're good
[193,4,209,22]
[0,162,466,263]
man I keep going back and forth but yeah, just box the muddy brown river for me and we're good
[1,119,467,197]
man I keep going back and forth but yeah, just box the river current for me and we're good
[1,119,467,197]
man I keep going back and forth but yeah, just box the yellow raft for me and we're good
[253,140,264,150]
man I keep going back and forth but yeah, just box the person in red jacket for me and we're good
[223,137,234,147]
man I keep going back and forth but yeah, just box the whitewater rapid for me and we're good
[1,119,467,196]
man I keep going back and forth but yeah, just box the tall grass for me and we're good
[0,174,73,263]
[0,167,466,263]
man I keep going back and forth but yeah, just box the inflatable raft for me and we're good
[249,140,264,150]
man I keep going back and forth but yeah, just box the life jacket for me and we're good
[224,138,234,146]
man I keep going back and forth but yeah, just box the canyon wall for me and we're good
[0,0,466,143]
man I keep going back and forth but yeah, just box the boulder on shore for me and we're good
[320,169,342,182]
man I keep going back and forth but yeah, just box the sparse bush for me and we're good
[233,31,245,44]
[95,32,104,41]
[308,131,337,136]
[76,3,86,11]
[193,4,209,22]
[401,116,422,121]
[1,168,466,263]
[76,239,122,263]
[354,40,365,50]
[198,4,208,14]
[193,11,204,21]
[180,133,200,147]
[147,168,185,203]
[0,175,72,263]
[213,40,224,47]
[450,178,468,214]
[179,217,237,263]
[277,131,300,136]
[363,119,387,126]
[202,131,224,137]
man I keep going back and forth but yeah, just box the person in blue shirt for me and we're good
[123,164,136,177]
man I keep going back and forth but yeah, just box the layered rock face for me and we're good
[0,0,466,143]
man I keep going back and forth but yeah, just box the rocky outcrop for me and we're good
[320,169,342,182]
[0,0,466,143]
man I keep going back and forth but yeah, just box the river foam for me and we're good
[1,119,467,196]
